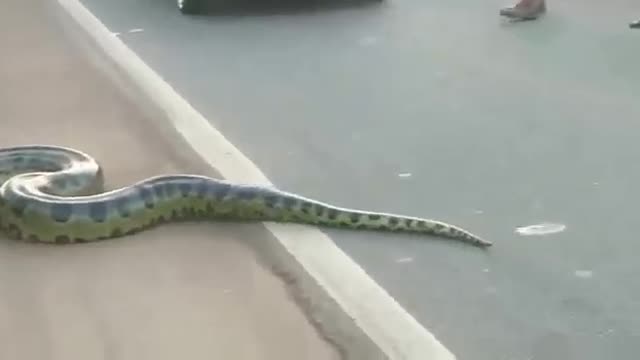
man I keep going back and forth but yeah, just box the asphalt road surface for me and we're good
[75,0,640,358]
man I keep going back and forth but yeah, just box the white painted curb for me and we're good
[55,1,457,359]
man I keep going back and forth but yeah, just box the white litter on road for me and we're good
[395,257,414,264]
[574,270,593,279]
[515,223,567,236]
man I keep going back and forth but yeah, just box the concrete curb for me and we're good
[54,1,457,359]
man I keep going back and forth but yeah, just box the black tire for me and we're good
[177,0,203,14]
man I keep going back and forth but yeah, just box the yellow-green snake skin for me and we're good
[0,145,491,247]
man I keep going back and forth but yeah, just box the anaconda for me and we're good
[0,145,491,247]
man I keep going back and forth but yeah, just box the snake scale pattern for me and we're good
[0,145,491,247]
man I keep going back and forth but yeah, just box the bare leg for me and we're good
[500,0,546,20]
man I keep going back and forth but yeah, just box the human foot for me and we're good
[500,0,546,20]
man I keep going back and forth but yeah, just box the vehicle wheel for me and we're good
[177,0,203,14]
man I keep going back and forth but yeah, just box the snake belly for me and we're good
[0,145,491,247]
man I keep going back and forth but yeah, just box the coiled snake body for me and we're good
[0,145,491,247]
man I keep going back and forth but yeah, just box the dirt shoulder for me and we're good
[0,1,340,359]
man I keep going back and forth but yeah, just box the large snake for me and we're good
[0,145,491,247]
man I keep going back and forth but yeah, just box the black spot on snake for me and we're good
[88,202,107,223]
[253,209,266,218]
[153,184,166,198]
[181,207,195,218]
[138,186,155,209]
[54,235,71,244]
[327,209,339,220]
[367,214,381,221]
[51,178,66,189]
[313,204,325,217]
[115,197,130,218]
[205,202,215,213]
[300,202,312,214]
[164,183,176,197]
[67,177,80,189]
[7,224,22,240]
[124,227,140,236]
[178,183,191,197]
[212,183,231,200]
[263,195,278,208]
[349,213,360,223]
[282,197,297,209]
[9,197,27,217]
[51,203,72,222]
[389,218,399,226]
[236,188,257,200]
[195,181,208,198]
[433,223,446,231]
[11,156,25,164]
[404,219,414,227]
[27,158,43,169]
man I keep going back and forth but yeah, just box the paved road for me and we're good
[75,0,640,358]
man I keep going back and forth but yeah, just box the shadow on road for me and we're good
[181,0,384,17]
